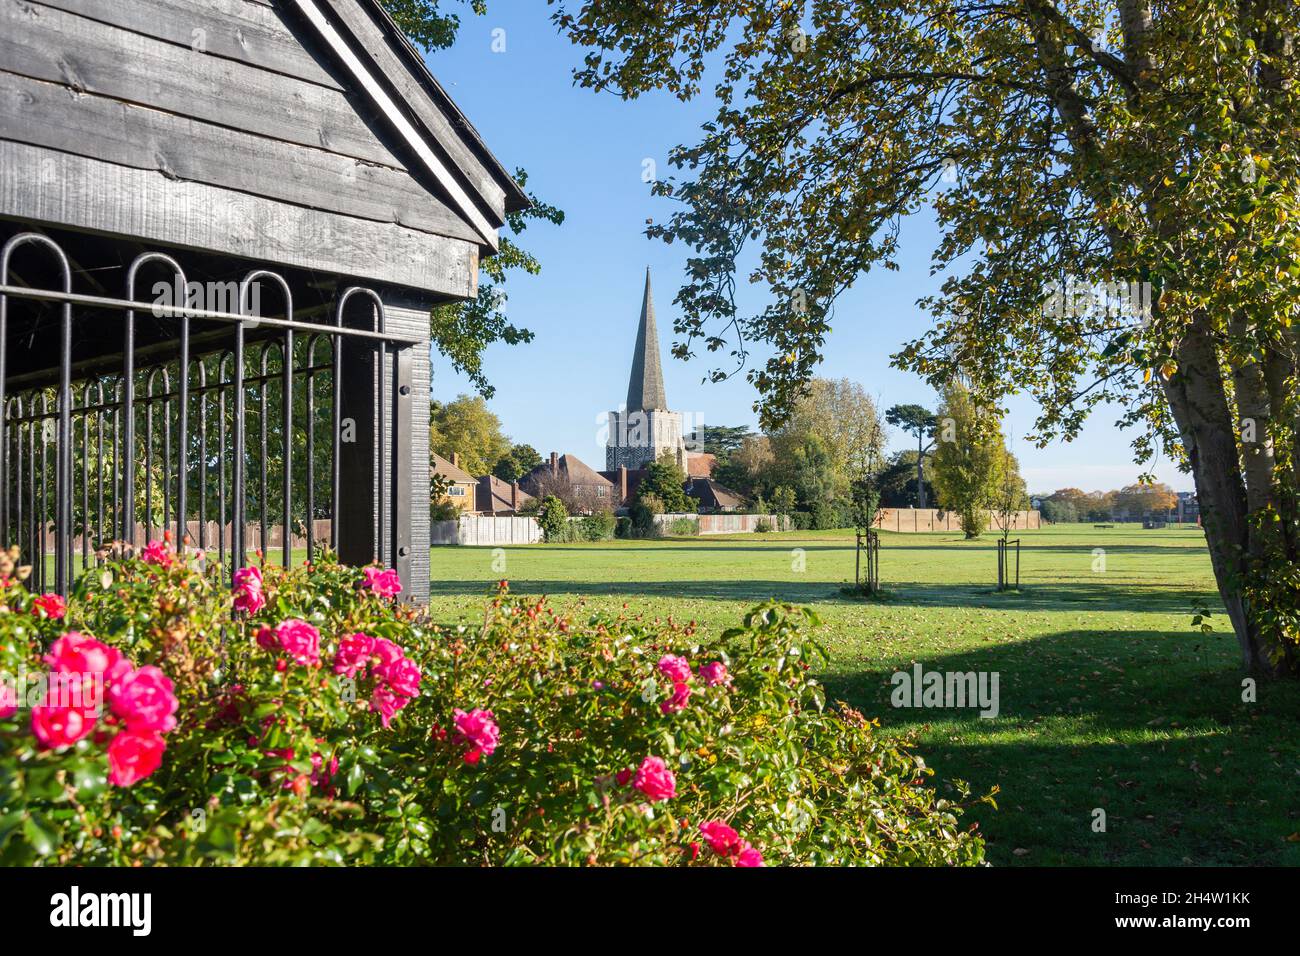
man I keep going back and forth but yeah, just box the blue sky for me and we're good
[424,6,1192,493]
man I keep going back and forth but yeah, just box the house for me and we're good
[521,453,616,513]
[432,454,478,513]
[476,474,533,515]
[0,0,526,599]
[1177,491,1200,524]
[686,477,747,513]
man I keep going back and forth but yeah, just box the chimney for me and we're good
[618,465,628,504]
[550,451,558,474]
[452,452,461,470]
[510,481,519,511]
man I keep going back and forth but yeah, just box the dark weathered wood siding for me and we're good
[0,0,509,294]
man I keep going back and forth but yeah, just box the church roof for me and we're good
[626,267,669,412]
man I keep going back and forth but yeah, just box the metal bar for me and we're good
[80,384,89,570]
[392,348,412,594]
[232,326,245,577]
[218,353,230,570]
[161,368,172,543]
[282,326,293,568]
[124,254,186,551]
[96,381,105,561]
[39,394,47,590]
[305,337,318,563]
[259,345,269,560]
[177,312,189,551]
[0,285,420,346]
[197,362,207,553]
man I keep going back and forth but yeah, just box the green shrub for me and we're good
[615,516,633,538]
[792,511,814,530]
[755,519,773,533]
[536,495,569,541]
[580,510,617,541]
[666,516,699,537]
[0,545,991,866]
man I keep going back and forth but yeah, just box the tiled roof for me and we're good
[432,453,475,483]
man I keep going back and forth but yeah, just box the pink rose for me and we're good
[274,619,321,667]
[699,820,743,856]
[734,843,764,867]
[657,654,692,683]
[333,633,376,677]
[107,730,166,787]
[371,638,403,677]
[108,665,178,733]
[362,566,402,598]
[140,539,173,568]
[385,657,422,698]
[255,625,278,652]
[44,632,123,679]
[32,593,66,620]
[31,700,93,749]
[370,684,409,729]
[231,566,265,614]
[0,682,16,719]
[699,661,730,687]
[633,755,676,802]
[452,708,500,763]
[659,681,692,715]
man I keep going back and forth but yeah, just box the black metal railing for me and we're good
[0,232,417,596]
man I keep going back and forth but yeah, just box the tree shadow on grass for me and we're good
[818,627,1300,866]
[429,577,1217,615]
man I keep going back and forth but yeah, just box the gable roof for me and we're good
[290,0,529,251]
[432,453,475,484]
[476,474,534,512]
[522,454,615,490]
[688,478,746,511]
[0,0,523,291]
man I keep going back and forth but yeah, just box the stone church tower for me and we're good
[606,269,687,471]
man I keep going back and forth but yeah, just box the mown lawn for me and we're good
[427,525,1300,867]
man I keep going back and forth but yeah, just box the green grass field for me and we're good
[427,525,1300,867]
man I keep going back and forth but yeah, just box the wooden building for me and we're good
[0,0,526,600]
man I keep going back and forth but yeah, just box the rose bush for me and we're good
[0,541,991,866]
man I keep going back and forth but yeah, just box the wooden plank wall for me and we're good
[0,0,482,294]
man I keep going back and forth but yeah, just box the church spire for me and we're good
[626,267,668,411]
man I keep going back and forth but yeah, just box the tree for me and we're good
[687,425,753,457]
[929,383,1006,538]
[536,496,569,542]
[635,452,693,513]
[885,404,938,508]
[373,2,564,400]
[714,434,776,497]
[493,443,543,482]
[770,485,797,518]
[1115,482,1179,520]
[989,445,1030,541]
[430,395,511,477]
[878,450,936,507]
[768,378,886,497]
[791,434,838,512]
[1039,497,1078,524]
[550,4,1300,675]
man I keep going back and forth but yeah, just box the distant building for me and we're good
[475,475,533,516]
[1177,491,1200,523]
[432,453,477,513]
[521,453,616,514]
[686,477,746,513]
[605,269,687,472]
